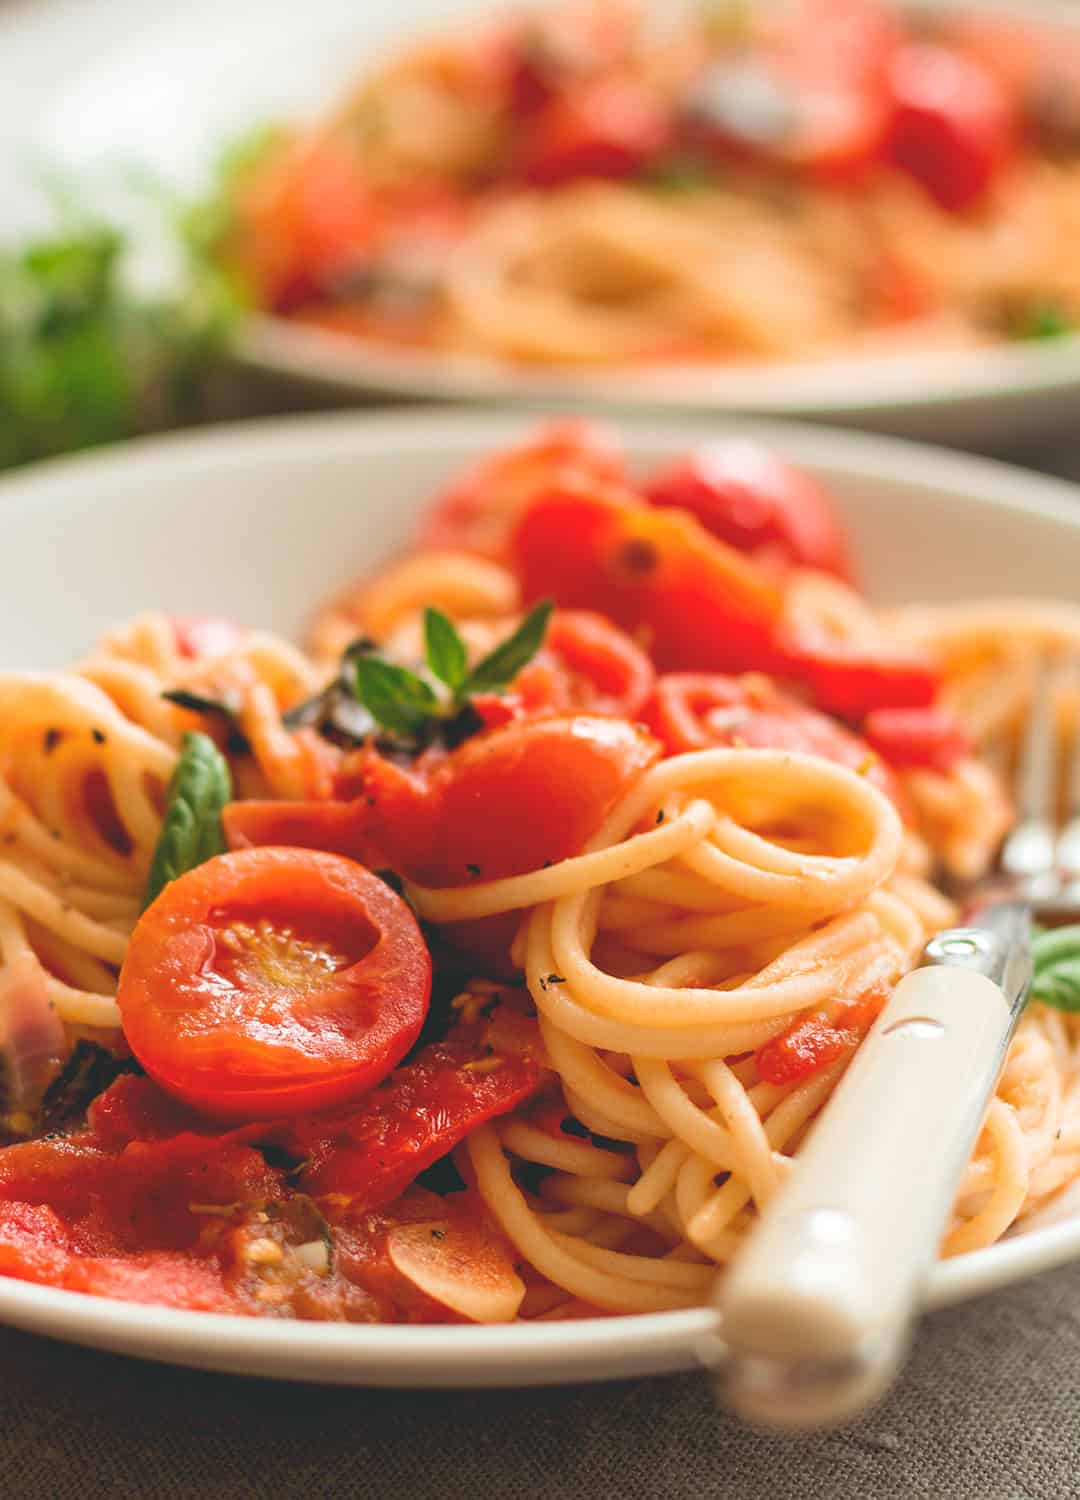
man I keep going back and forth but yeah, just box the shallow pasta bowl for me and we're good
[7,0,1080,448]
[2,409,1080,1385]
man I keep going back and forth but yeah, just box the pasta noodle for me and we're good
[224,0,1080,370]
[3,424,1080,1325]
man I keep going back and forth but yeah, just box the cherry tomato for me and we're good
[643,672,901,807]
[775,629,941,721]
[516,609,657,718]
[292,1011,546,1202]
[513,479,783,674]
[940,14,1080,153]
[684,0,897,182]
[231,136,377,311]
[519,78,672,186]
[417,420,625,562]
[642,441,849,578]
[885,45,1015,213]
[862,705,973,774]
[756,984,888,1086]
[117,847,432,1121]
[226,714,658,888]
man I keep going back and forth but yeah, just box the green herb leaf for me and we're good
[142,731,232,909]
[352,656,438,738]
[1031,926,1080,1012]
[642,156,716,192]
[424,608,469,694]
[463,600,554,696]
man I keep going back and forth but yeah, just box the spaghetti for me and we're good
[223,0,1080,369]
[0,420,1079,1324]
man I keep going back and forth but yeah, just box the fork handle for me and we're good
[714,965,1013,1429]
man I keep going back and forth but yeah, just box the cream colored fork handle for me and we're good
[715,966,1012,1430]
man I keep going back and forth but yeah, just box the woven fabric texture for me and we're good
[0,1257,1076,1500]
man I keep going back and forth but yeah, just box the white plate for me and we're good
[2,408,1080,1384]
[7,0,1080,448]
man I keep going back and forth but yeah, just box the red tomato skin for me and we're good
[776,630,940,720]
[862,705,973,773]
[117,848,432,1122]
[233,137,377,310]
[293,1030,545,1204]
[756,985,888,1086]
[643,672,902,809]
[513,482,783,675]
[643,442,850,579]
[416,419,625,562]
[885,45,1015,213]
[412,714,659,887]
[229,715,657,891]
[519,78,672,186]
[518,609,657,719]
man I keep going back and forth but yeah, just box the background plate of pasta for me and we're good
[18,0,1080,447]
[2,409,1080,1387]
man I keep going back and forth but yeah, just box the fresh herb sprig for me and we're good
[142,731,232,909]
[1031,926,1080,1012]
[351,600,554,746]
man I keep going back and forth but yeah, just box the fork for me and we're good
[711,653,1080,1430]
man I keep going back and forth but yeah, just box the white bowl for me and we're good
[10,0,1080,447]
[2,408,1080,1384]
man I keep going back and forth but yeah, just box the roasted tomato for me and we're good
[293,1008,546,1203]
[885,44,1015,213]
[117,848,432,1121]
[228,136,378,311]
[513,479,783,674]
[516,609,657,718]
[775,630,941,721]
[683,0,898,182]
[756,984,889,1085]
[518,77,671,185]
[170,617,244,661]
[416,420,625,562]
[642,441,850,578]
[643,672,901,807]
[862,705,973,774]
[226,713,659,888]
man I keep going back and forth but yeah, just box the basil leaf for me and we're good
[1031,926,1080,1012]
[424,608,468,694]
[142,731,232,909]
[463,600,554,695]
[353,656,438,738]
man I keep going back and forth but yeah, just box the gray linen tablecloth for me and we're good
[2,1256,1078,1499]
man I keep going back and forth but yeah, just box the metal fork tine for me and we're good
[1000,656,1059,901]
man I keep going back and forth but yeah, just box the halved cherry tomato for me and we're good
[776,629,940,721]
[293,1010,546,1202]
[684,0,897,182]
[117,848,431,1121]
[416,420,625,562]
[227,714,658,889]
[885,44,1015,213]
[170,617,243,661]
[862,705,973,774]
[516,609,657,718]
[231,136,377,311]
[756,983,888,1086]
[642,441,850,578]
[942,13,1080,154]
[519,77,672,185]
[513,480,784,674]
[643,672,901,807]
